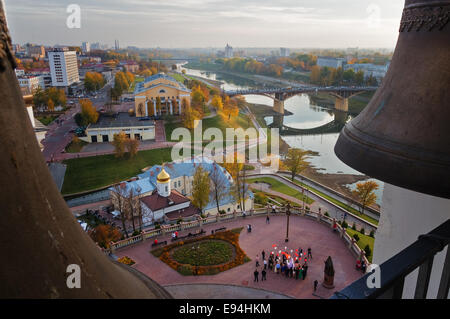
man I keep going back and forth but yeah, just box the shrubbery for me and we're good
[152,229,250,276]
[364,244,372,257]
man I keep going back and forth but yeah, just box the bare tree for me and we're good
[209,164,229,214]
[126,188,137,234]
[112,183,129,238]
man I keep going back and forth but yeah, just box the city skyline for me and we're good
[5,0,403,49]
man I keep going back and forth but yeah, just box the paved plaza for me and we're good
[115,215,362,299]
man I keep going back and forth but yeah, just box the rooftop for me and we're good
[134,73,190,95]
[87,112,155,130]
[140,189,191,212]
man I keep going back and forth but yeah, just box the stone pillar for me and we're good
[169,100,173,115]
[145,101,149,117]
[153,100,157,116]
[233,210,237,220]
[350,237,356,249]
[141,231,146,241]
[340,227,345,238]
[273,99,284,114]
[110,243,116,254]
[334,96,349,112]
[199,219,203,227]
[177,99,181,114]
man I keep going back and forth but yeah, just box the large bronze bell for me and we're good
[334,0,450,199]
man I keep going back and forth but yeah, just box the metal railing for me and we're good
[331,219,450,299]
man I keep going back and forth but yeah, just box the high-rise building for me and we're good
[280,47,290,57]
[225,44,233,58]
[115,40,120,51]
[48,48,80,87]
[82,42,90,53]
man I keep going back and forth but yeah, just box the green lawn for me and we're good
[288,178,379,225]
[61,147,173,195]
[346,228,374,262]
[169,72,186,83]
[171,240,234,266]
[36,115,58,126]
[247,177,314,205]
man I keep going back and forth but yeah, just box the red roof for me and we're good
[140,189,190,212]
[165,203,201,221]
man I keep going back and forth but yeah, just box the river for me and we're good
[179,64,384,204]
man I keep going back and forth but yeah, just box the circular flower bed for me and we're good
[171,240,234,266]
[151,228,250,276]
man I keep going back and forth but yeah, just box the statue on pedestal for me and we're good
[323,256,335,289]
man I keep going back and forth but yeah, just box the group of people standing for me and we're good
[253,248,313,283]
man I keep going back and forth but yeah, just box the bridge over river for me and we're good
[224,85,378,113]
[269,110,351,136]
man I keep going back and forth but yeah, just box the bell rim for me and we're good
[334,122,450,199]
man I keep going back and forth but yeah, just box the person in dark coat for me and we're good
[308,247,312,259]
[254,269,259,282]
[261,269,267,281]
[314,280,318,292]
[261,250,266,260]
[302,264,308,279]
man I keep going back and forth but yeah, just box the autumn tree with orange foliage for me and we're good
[80,99,99,125]
[352,180,379,216]
[89,224,122,249]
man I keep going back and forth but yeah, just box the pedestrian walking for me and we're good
[264,259,267,270]
[308,247,313,259]
[254,269,259,282]
[272,205,276,214]
[266,215,270,224]
[262,250,266,260]
[314,280,318,292]
[261,269,267,281]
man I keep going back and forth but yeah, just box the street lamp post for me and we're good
[285,203,291,243]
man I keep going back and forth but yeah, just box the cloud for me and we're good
[4,0,404,48]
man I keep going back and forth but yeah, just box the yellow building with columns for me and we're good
[134,73,191,117]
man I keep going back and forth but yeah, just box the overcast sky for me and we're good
[4,0,404,48]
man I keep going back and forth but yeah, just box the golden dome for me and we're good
[157,167,170,183]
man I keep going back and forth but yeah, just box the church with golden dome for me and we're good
[109,158,254,227]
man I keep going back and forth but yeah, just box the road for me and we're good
[41,78,114,162]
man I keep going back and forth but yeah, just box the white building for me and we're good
[17,75,45,94]
[280,48,290,57]
[317,56,346,69]
[110,158,255,226]
[225,44,233,58]
[48,48,80,87]
[344,63,390,80]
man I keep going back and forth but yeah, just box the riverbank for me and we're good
[310,91,375,115]
[245,102,377,209]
